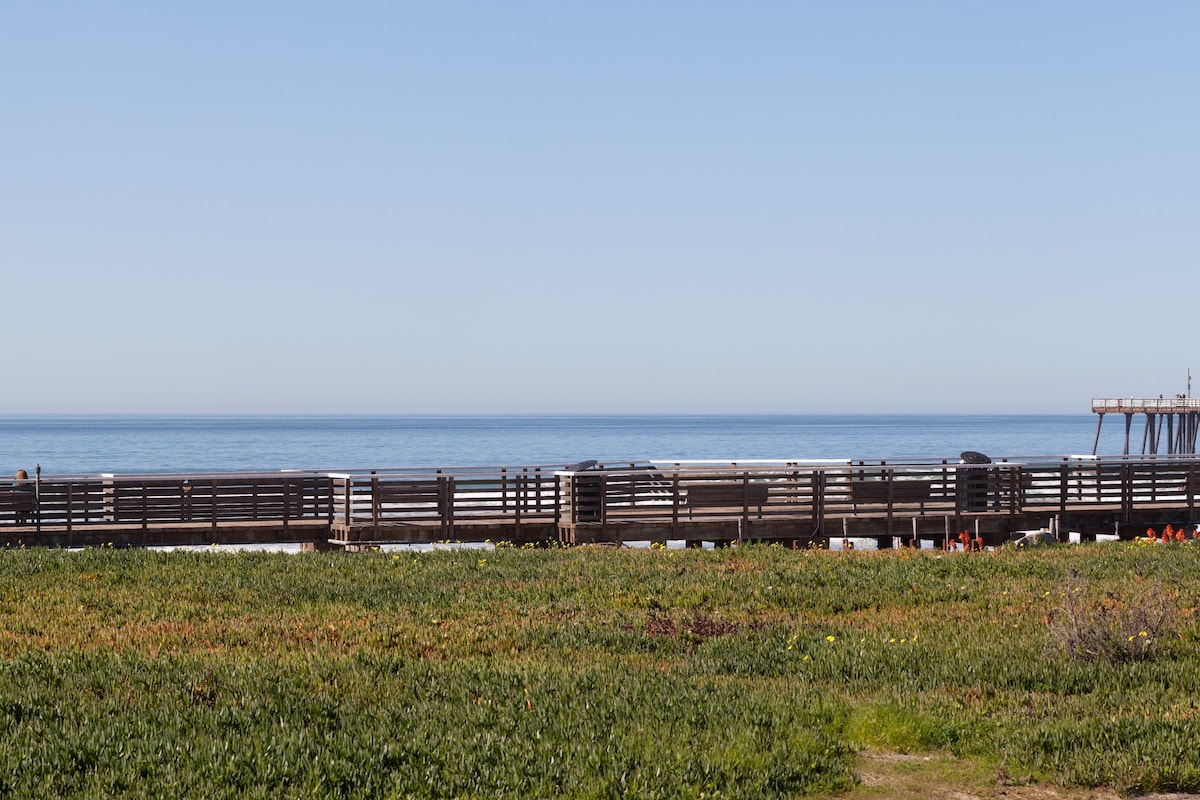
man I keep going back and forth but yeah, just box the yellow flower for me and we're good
[825,635,836,643]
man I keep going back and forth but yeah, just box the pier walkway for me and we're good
[4,454,1200,550]
[1093,397,1200,456]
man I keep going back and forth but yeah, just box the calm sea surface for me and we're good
[0,415,1129,476]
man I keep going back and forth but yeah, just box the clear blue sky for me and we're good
[4,2,1197,414]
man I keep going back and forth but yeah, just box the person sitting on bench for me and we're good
[11,470,34,525]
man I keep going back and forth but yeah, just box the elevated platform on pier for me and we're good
[1092,397,1200,455]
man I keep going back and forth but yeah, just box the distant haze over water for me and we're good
[0,415,1132,476]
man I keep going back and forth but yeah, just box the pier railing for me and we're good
[1,472,336,532]
[558,455,1200,528]
[560,461,1010,526]
[5,455,1200,543]
[329,465,562,539]
[1093,397,1200,411]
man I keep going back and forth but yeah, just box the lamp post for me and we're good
[34,463,41,543]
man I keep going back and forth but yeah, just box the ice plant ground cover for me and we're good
[1,541,1200,798]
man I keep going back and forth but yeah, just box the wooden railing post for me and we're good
[64,481,74,547]
[741,472,750,542]
[885,468,894,537]
[1060,460,1068,514]
[535,467,542,514]
[181,480,192,522]
[371,472,379,540]
[671,473,680,537]
[1009,466,1019,517]
[29,467,39,541]
[554,474,562,526]
[514,473,523,536]
[813,470,825,537]
[1189,464,1196,522]
[437,475,447,537]
[599,473,607,527]
[741,472,749,517]
[1122,463,1133,523]
[953,467,963,533]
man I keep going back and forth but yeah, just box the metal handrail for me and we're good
[1093,397,1200,410]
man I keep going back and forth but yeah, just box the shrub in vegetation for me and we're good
[1045,571,1172,663]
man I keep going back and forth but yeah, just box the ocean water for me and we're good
[0,414,1132,477]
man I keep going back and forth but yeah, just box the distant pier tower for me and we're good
[1092,395,1200,455]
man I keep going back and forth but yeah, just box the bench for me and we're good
[685,483,769,519]
[372,480,447,519]
[0,487,36,524]
[849,480,932,512]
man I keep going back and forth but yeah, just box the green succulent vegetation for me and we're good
[0,539,1198,798]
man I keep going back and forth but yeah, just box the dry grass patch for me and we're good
[846,750,1123,800]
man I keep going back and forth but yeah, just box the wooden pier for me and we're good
[5,454,1200,550]
[1093,397,1200,456]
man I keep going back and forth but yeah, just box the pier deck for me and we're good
[4,455,1200,550]
[1093,397,1200,456]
